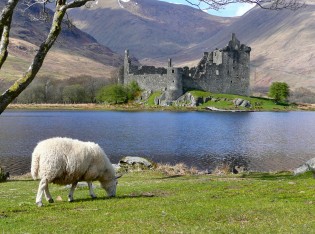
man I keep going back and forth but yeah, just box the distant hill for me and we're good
[69,0,315,94]
[69,0,234,60]
[169,3,315,93]
[0,1,123,89]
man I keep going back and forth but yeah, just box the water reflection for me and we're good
[0,110,315,174]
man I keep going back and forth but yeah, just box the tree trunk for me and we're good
[0,0,19,69]
[0,5,67,114]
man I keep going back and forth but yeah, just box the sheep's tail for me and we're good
[31,151,40,180]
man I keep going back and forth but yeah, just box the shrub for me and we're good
[0,166,9,182]
[96,84,128,104]
[96,81,141,104]
[126,80,141,101]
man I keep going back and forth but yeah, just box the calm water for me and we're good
[0,110,315,174]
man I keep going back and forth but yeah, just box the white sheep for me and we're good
[293,158,315,177]
[31,137,119,207]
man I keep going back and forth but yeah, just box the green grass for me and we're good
[1,171,315,233]
[146,91,162,106]
[189,90,297,111]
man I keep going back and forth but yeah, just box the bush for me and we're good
[96,84,128,104]
[0,166,9,182]
[96,81,141,104]
[126,80,141,100]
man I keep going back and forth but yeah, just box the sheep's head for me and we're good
[101,174,122,197]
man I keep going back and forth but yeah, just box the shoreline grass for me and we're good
[6,102,314,112]
[1,170,315,233]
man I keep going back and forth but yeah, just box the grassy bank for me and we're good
[7,91,313,112]
[1,171,315,233]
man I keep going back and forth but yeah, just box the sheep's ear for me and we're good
[115,174,123,179]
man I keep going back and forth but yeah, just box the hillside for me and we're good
[169,3,315,93]
[69,0,234,60]
[0,1,123,90]
[69,1,315,94]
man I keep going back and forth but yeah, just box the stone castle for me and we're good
[120,33,251,104]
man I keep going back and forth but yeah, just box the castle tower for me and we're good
[121,49,130,85]
[166,66,183,101]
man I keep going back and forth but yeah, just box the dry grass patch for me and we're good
[155,163,205,176]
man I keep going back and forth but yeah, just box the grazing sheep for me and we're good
[31,137,119,207]
[294,158,315,177]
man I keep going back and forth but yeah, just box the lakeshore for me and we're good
[5,102,315,111]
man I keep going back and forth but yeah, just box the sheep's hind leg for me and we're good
[68,181,78,202]
[43,182,54,203]
[88,182,97,199]
[36,179,48,207]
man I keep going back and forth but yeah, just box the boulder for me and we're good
[119,156,153,171]
[233,98,244,106]
[233,98,251,108]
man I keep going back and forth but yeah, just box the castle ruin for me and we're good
[121,33,251,104]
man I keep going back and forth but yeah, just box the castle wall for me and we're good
[182,34,251,96]
[123,34,251,102]
[124,72,170,92]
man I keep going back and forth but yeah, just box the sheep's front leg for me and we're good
[68,181,78,202]
[36,179,48,207]
[88,182,97,199]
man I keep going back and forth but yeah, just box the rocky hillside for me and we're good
[0,1,123,88]
[69,0,234,60]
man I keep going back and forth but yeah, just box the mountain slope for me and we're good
[69,0,234,59]
[69,1,315,93]
[166,3,315,92]
[0,1,123,87]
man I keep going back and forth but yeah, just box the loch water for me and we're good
[0,110,315,175]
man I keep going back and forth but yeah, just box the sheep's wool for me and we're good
[31,137,115,184]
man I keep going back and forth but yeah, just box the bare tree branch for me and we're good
[187,0,305,11]
[0,0,95,114]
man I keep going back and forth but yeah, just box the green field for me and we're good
[1,171,314,233]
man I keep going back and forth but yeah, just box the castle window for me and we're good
[172,69,175,73]
[216,70,219,75]
[231,80,233,84]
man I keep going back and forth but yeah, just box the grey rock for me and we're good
[241,100,251,108]
[119,156,153,169]
[233,98,251,108]
[294,157,315,175]
[233,98,244,106]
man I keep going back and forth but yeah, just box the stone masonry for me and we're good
[121,33,251,104]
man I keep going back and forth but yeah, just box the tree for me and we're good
[268,82,290,103]
[0,0,95,114]
[0,0,305,114]
[62,84,87,103]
